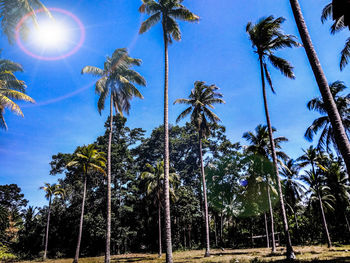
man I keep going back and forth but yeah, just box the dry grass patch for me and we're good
[18,245,350,263]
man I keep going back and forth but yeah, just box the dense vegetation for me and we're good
[2,0,350,262]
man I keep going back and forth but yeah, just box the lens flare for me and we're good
[15,7,85,61]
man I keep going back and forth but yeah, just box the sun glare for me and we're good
[32,21,69,49]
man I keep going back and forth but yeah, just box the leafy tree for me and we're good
[67,145,106,263]
[243,124,288,252]
[305,81,350,153]
[40,183,65,260]
[174,81,224,257]
[82,48,145,263]
[0,57,34,130]
[139,2,198,261]
[246,16,298,259]
[289,0,350,181]
[141,161,179,257]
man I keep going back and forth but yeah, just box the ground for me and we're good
[19,245,350,263]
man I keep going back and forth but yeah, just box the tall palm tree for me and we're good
[297,146,320,176]
[301,170,334,248]
[40,183,65,261]
[305,81,350,153]
[0,57,34,130]
[289,0,350,179]
[243,124,288,253]
[82,48,145,263]
[139,2,198,262]
[141,161,179,258]
[0,0,52,43]
[246,16,298,259]
[67,144,106,263]
[174,81,224,257]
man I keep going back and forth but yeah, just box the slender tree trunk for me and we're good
[158,201,162,257]
[162,22,173,263]
[73,176,87,263]
[267,185,276,253]
[105,96,113,263]
[259,56,295,259]
[214,215,218,247]
[345,213,350,234]
[199,131,210,257]
[318,193,332,248]
[43,196,51,260]
[289,0,350,174]
[220,212,223,246]
[264,213,270,249]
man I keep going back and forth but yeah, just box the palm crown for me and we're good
[305,81,350,153]
[40,183,65,201]
[246,16,299,92]
[82,48,146,116]
[0,0,52,43]
[0,57,35,130]
[139,0,199,43]
[243,124,289,161]
[67,144,107,177]
[174,81,225,137]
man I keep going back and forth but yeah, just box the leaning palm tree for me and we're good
[0,57,34,130]
[0,0,52,43]
[139,2,198,261]
[82,48,145,263]
[67,144,106,263]
[243,124,288,253]
[40,183,65,261]
[246,16,298,259]
[141,161,179,258]
[174,81,224,257]
[305,81,350,153]
[301,170,334,248]
[289,0,350,180]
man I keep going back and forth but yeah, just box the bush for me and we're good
[0,244,17,262]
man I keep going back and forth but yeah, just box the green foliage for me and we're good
[0,244,16,262]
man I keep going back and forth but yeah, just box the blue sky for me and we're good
[0,0,349,207]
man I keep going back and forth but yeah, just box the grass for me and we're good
[19,245,350,263]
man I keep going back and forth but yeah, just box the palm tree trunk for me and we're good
[318,193,332,248]
[158,201,162,257]
[264,213,270,249]
[199,131,210,257]
[73,176,87,263]
[289,0,350,174]
[259,56,295,259]
[43,196,51,261]
[105,96,113,263]
[344,213,350,234]
[267,185,276,253]
[162,22,173,263]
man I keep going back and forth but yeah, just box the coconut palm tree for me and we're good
[67,144,106,263]
[40,183,65,261]
[243,124,288,253]
[0,57,34,130]
[141,161,179,258]
[139,2,198,261]
[82,48,145,263]
[0,0,52,43]
[246,16,298,259]
[289,0,350,180]
[305,81,350,153]
[301,170,334,248]
[174,81,224,257]
[297,146,320,176]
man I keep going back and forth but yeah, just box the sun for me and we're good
[32,20,69,49]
